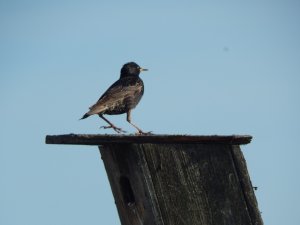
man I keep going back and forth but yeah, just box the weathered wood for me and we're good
[230,146,263,225]
[99,143,263,225]
[45,134,252,145]
[45,134,263,225]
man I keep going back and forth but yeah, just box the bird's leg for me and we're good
[99,114,126,134]
[126,110,152,135]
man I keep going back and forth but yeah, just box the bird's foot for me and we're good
[135,130,153,135]
[100,125,127,134]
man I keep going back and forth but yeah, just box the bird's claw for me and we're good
[135,130,153,135]
[100,125,127,134]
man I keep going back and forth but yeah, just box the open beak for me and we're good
[140,67,148,72]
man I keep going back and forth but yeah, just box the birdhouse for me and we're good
[46,134,263,225]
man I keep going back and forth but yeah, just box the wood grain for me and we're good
[99,143,263,225]
[45,134,263,225]
[45,134,252,146]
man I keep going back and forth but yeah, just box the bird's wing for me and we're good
[87,78,143,115]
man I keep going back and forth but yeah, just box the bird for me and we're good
[80,62,150,134]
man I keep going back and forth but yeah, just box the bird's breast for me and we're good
[104,78,144,115]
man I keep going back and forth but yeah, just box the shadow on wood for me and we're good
[46,134,263,225]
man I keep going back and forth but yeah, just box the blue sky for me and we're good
[1,0,300,224]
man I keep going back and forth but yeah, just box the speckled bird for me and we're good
[80,62,149,134]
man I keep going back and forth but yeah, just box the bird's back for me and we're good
[88,76,144,115]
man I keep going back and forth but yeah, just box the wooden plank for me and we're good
[45,134,252,146]
[99,143,259,225]
[230,146,264,225]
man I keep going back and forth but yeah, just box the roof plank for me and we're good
[45,134,252,145]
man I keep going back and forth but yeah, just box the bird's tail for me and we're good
[80,113,90,120]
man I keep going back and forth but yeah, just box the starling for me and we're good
[80,62,149,134]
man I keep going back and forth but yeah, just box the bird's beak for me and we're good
[140,67,148,72]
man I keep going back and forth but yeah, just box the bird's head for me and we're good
[120,62,148,78]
